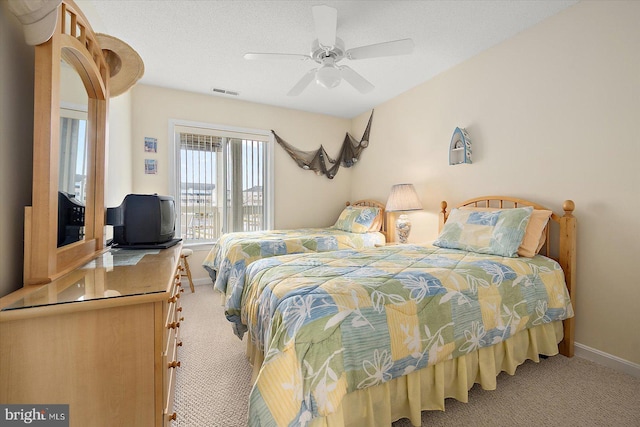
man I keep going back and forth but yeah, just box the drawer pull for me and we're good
[167,322,181,329]
[168,360,181,368]
[177,307,183,312]
[177,341,183,347]
[179,288,185,293]
[168,412,177,421]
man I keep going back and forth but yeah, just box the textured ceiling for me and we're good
[80,0,578,118]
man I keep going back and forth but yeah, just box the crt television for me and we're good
[58,191,85,247]
[107,194,180,248]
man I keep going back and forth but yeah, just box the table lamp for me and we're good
[385,183,423,243]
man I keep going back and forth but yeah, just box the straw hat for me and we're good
[6,0,62,46]
[96,33,145,97]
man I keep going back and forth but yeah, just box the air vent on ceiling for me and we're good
[212,88,239,96]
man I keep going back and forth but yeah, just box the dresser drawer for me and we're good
[163,364,178,426]
[164,333,180,426]
[163,323,181,385]
[164,324,176,358]
[163,265,183,426]
[164,287,182,350]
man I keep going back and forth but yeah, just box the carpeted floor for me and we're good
[174,284,640,427]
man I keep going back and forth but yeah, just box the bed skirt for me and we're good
[246,321,564,427]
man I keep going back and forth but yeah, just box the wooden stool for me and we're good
[180,248,195,293]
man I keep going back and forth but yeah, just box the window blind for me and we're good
[176,128,269,243]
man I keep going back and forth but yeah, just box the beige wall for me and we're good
[106,93,134,206]
[351,1,640,364]
[0,3,34,296]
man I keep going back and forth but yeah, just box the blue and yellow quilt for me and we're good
[233,244,573,426]
[202,228,385,302]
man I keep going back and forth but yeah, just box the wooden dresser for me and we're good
[0,243,184,426]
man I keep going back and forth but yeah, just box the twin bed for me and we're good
[206,196,576,427]
[203,199,388,333]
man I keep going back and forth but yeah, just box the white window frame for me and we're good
[169,119,274,246]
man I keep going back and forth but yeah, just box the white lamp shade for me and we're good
[385,183,423,212]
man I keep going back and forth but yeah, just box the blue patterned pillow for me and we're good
[433,206,533,257]
[332,206,381,233]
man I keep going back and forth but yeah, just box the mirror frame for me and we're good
[24,0,109,284]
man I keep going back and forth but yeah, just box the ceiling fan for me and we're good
[243,5,414,96]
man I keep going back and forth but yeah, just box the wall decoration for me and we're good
[272,110,373,179]
[144,136,157,153]
[144,159,157,174]
[449,127,472,165]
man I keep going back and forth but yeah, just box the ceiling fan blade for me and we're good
[340,66,374,94]
[312,5,337,48]
[287,68,317,96]
[346,38,415,60]
[244,53,311,61]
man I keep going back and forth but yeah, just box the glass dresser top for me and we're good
[2,246,181,311]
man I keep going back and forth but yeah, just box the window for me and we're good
[59,106,88,204]
[170,120,274,244]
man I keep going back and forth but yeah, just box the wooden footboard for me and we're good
[439,196,576,357]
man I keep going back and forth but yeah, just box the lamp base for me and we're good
[395,214,412,244]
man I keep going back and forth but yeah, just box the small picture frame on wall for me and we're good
[144,159,158,175]
[144,137,157,153]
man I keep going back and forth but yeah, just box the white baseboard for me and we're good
[574,342,640,378]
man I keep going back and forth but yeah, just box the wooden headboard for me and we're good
[439,196,576,358]
[348,199,390,242]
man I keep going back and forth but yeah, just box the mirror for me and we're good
[23,0,110,284]
[58,59,89,247]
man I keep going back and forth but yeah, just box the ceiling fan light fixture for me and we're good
[316,63,341,89]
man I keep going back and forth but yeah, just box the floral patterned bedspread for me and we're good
[202,227,385,307]
[236,244,573,426]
